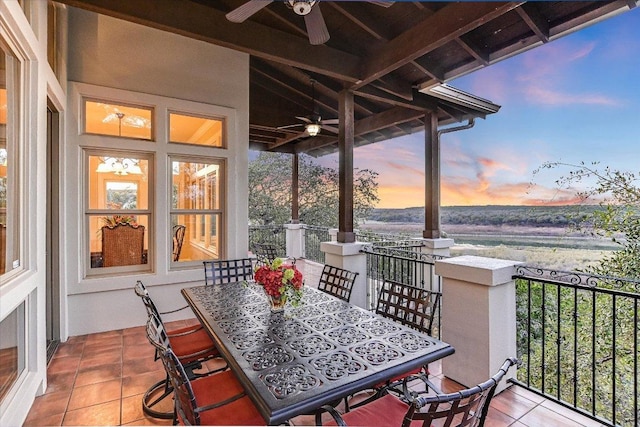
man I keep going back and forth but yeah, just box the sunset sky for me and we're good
[313,6,640,208]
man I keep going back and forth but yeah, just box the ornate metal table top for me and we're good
[182,282,453,425]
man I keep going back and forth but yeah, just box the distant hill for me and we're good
[367,205,601,228]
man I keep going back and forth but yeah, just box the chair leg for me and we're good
[142,377,174,419]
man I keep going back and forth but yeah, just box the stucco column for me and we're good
[320,241,367,309]
[284,223,305,260]
[435,255,521,392]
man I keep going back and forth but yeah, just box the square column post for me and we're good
[435,255,521,392]
[321,241,367,309]
[285,223,305,259]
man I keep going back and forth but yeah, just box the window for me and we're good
[84,99,153,140]
[0,302,25,404]
[86,152,152,274]
[169,111,225,147]
[1,42,20,278]
[170,158,225,263]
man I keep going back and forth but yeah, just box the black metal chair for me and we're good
[252,242,280,265]
[316,264,359,302]
[172,224,186,261]
[322,357,518,427]
[146,315,265,426]
[203,258,254,285]
[134,281,222,419]
[348,279,441,409]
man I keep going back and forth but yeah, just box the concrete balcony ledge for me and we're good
[436,255,523,287]
[320,241,366,256]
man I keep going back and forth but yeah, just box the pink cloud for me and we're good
[524,85,621,106]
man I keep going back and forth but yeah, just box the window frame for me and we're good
[169,155,226,268]
[168,110,227,148]
[84,149,154,277]
[82,97,155,141]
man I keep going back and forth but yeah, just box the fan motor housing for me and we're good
[288,0,316,16]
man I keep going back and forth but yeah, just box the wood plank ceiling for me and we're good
[58,0,638,156]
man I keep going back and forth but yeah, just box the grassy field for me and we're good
[358,221,616,272]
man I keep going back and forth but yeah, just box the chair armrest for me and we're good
[159,304,189,315]
[318,405,347,426]
[195,392,246,413]
[401,373,442,402]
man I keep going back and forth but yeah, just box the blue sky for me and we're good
[313,6,640,208]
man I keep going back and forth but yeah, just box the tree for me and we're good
[538,161,640,279]
[248,152,379,227]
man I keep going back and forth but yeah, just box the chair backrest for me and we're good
[406,357,518,427]
[375,279,441,336]
[172,224,186,262]
[145,312,171,352]
[134,280,162,320]
[203,258,254,285]
[160,346,203,425]
[102,223,145,267]
[252,242,279,266]
[317,265,359,302]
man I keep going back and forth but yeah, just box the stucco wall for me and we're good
[64,8,250,336]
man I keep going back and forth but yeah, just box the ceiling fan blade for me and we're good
[277,123,304,130]
[304,5,330,45]
[367,1,394,7]
[322,118,340,125]
[226,0,273,23]
[322,125,339,134]
[295,116,312,124]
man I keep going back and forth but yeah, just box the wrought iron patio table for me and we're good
[181,282,454,425]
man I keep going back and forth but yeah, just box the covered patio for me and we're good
[1,1,638,426]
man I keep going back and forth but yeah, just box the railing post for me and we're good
[435,255,521,393]
[321,241,367,309]
[285,223,305,259]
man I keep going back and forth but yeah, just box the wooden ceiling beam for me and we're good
[354,107,425,136]
[516,3,550,43]
[456,35,491,66]
[355,2,522,88]
[354,87,437,111]
[57,0,362,82]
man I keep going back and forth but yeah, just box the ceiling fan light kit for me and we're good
[305,123,321,136]
[287,0,316,16]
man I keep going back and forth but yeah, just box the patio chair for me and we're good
[147,315,265,425]
[316,264,359,302]
[135,282,222,419]
[348,279,441,409]
[172,224,186,261]
[203,258,254,285]
[252,242,279,265]
[322,357,518,427]
[102,223,145,267]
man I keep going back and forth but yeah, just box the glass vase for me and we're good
[267,293,287,312]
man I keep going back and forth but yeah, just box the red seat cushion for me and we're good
[190,370,245,403]
[197,395,266,426]
[167,324,203,335]
[169,328,219,364]
[325,394,410,426]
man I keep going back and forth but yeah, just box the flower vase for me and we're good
[267,293,287,312]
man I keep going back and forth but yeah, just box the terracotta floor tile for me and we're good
[74,363,122,387]
[47,355,81,375]
[24,390,71,421]
[53,342,85,358]
[519,404,589,427]
[68,378,122,410]
[539,400,605,427]
[491,387,538,420]
[22,412,64,427]
[62,400,121,426]
[45,371,76,394]
[509,384,546,404]
[84,336,123,351]
[123,357,164,377]
[122,325,146,336]
[79,350,122,369]
[122,370,166,398]
[123,343,154,360]
[120,393,147,425]
[123,333,148,348]
[121,415,173,426]
[484,406,517,427]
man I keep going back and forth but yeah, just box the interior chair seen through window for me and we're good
[134,281,222,419]
[323,358,519,427]
[203,258,254,285]
[172,224,186,261]
[102,223,145,267]
[316,264,359,302]
[148,316,265,426]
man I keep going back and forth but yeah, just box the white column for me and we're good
[320,241,367,309]
[285,223,305,259]
[435,255,521,392]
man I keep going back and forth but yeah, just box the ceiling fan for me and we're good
[226,0,393,45]
[277,79,339,138]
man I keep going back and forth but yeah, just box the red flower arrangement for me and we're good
[254,258,304,307]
